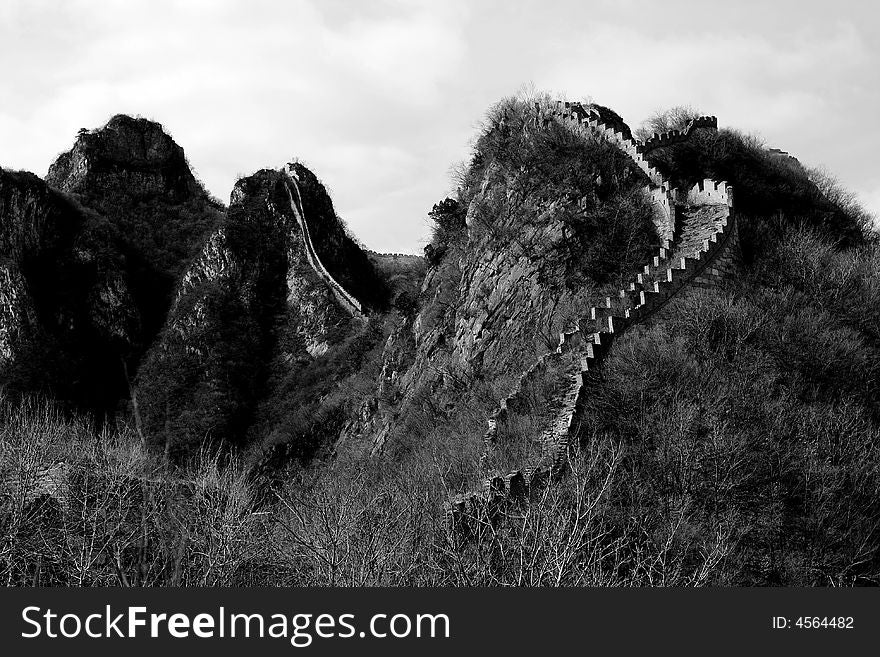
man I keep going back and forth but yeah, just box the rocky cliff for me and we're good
[47,115,224,361]
[1,99,869,476]
[0,168,139,412]
[335,98,660,462]
[1,115,222,416]
[1,114,398,460]
[135,164,387,457]
[47,114,202,199]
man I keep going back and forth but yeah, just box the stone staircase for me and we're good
[449,103,739,530]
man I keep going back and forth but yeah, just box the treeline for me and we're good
[4,221,879,587]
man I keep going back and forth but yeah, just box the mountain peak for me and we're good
[46,113,203,200]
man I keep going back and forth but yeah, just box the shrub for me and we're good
[427,197,466,255]
[0,395,273,586]
[635,105,703,142]
[461,94,658,289]
[570,225,880,584]
[646,126,866,246]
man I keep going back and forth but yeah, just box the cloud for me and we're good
[1,0,877,250]
[0,0,472,251]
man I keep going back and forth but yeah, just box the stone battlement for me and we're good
[684,178,733,207]
[642,116,718,152]
[365,250,425,260]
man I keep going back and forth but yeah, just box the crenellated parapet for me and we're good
[364,249,425,260]
[685,178,733,207]
[641,115,718,153]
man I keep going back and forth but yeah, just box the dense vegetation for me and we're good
[2,118,224,421]
[8,223,878,585]
[577,225,880,585]
[369,95,664,488]
[66,158,224,362]
[640,107,869,247]
[2,99,878,586]
[132,170,394,462]
[453,95,659,290]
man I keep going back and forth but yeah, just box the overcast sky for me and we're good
[1,0,878,253]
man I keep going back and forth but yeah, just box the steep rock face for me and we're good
[136,166,383,457]
[0,116,222,415]
[46,115,223,356]
[336,172,586,458]
[47,114,201,199]
[337,102,659,458]
[0,168,139,411]
[0,264,36,365]
[289,163,388,310]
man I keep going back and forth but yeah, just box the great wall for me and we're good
[449,101,740,532]
[364,249,424,260]
[283,163,364,317]
[641,115,718,153]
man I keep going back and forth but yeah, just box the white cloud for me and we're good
[1,0,877,250]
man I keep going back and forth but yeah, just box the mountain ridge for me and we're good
[2,96,879,586]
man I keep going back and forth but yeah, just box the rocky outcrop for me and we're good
[336,100,661,459]
[0,264,36,365]
[2,115,392,457]
[47,114,202,200]
[0,115,227,416]
[135,164,381,456]
[449,103,741,528]
[47,115,224,360]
